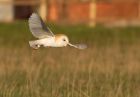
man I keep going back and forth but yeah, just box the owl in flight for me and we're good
[28,13,87,50]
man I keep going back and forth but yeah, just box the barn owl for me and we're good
[28,13,87,50]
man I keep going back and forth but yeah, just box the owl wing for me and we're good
[29,13,54,39]
[68,43,87,50]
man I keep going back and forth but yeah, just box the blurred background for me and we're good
[0,0,140,97]
[1,0,140,26]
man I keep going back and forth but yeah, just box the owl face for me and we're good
[55,34,69,47]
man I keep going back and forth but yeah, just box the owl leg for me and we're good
[29,41,40,50]
[34,44,40,49]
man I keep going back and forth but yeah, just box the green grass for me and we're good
[1,21,140,46]
[0,21,140,97]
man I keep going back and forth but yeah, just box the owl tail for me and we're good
[29,40,40,49]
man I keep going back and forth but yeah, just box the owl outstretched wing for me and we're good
[68,43,87,50]
[29,13,54,39]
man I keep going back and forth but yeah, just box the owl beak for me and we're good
[64,44,67,46]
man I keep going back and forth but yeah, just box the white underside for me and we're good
[39,37,58,47]
[30,37,62,48]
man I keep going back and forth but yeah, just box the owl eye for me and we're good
[63,39,66,41]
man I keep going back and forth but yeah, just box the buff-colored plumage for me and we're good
[28,13,87,50]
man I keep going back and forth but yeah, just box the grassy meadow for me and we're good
[0,21,140,97]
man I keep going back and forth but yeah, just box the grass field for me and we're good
[0,21,140,97]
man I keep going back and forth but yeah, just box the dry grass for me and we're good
[0,44,140,97]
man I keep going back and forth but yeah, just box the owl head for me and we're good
[55,34,69,47]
